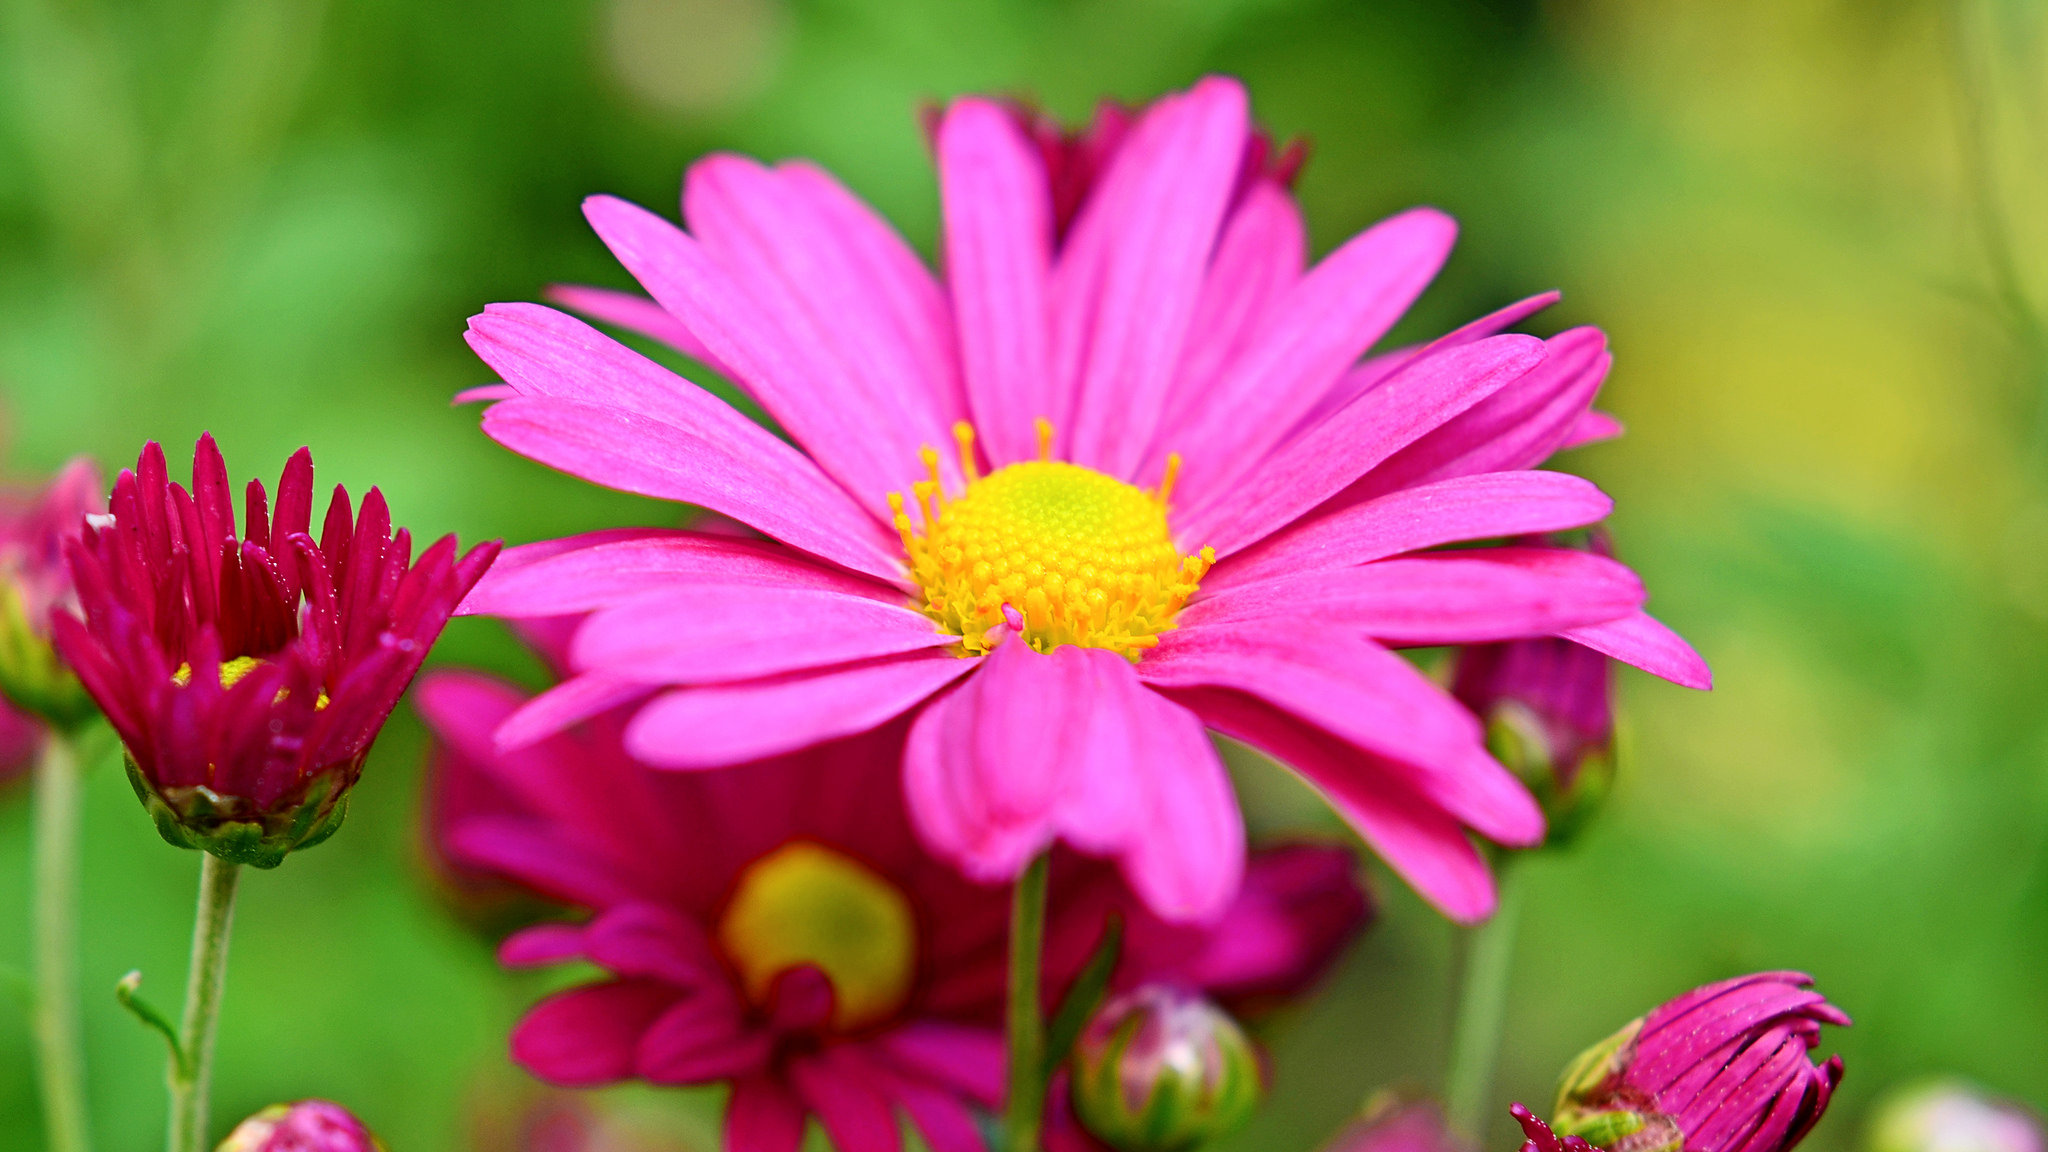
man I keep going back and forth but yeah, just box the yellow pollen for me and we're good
[171,657,329,709]
[894,421,1213,658]
[715,842,917,1032]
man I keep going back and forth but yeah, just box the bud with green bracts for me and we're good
[217,1100,386,1152]
[1070,985,1264,1152]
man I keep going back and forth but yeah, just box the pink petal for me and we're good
[584,903,727,988]
[1060,77,1251,477]
[581,194,933,521]
[1139,623,1540,845]
[636,992,771,1084]
[1347,326,1610,501]
[1117,683,1246,923]
[1560,610,1712,689]
[571,584,954,685]
[728,1076,808,1152]
[1159,180,1307,440]
[1559,409,1624,450]
[625,652,978,769]
[790,1052,903,1152]
[1175,689,1500,923]
[685,156,961,485]
[875,1022,1006,1105]
[461,530,901,619]
[545,283,734,375]
[1208,471,1614,591]
[481,394,904,583]
[511,980,679,1086]
[1190,547,1646,644]
[493,672,650,752]
[447,820,638,908]
[1180,335,1547,557]
[498,923,587,968]
[1165,206,1459,507]
[454,384,516,404]
[938,98,1057,467]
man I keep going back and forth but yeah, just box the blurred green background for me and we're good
[2,0,2045,1148]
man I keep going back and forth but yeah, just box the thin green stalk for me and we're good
[167,854,240,1152]
[32,729,91,1152]
[1003,853,1051,1152]
[1444,858,1525,1145]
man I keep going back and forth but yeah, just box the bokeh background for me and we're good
[2,0,2045,1148]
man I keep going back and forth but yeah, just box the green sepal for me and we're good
[1555,1110,1650,1148]
[124,750,357,869]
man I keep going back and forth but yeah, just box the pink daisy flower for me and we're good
[457,75,1707,923]
[417,669,1369,1152]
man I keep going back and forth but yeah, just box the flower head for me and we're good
[462,74,1709,924]
[1068,984,1263,1152]
[217,1100,385,1152]
[1867,1082,2042,1152]
[53,436,498,867]
[0,457,104,734]
[418,666,1368,1152]
[1538,972,1850,1152]
[1322,1098,1471,1152]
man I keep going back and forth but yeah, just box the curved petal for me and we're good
[446,819,637,908]
[1180,335,1547,557]
[1172,688,1500,923]
[875,1022,1006,1105]
[493,672,651,752]
[728,1076,809,1152]
[544,283,734,375]
[1139,622,1540,845]
[1559,610,1713,689]
[481,394,904,583]
[636,991,771,1084]
[790,1051,903,1152]
[685,156,961,483]
[938,98,1057,467]
[582,194,929,520]
[463,530,900,619]
[1116,682,1245,923]
[511,980,679,1086]
[1166,206,1459,505]
[1190,547,1646,645]
[1208,471,1614,591]
[1057,77,1249,475]
[1559,409,1624,450]
[498,923,588,968]
[625,652,977,769]
[572,584,954,685]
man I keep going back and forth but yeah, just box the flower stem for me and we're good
[1003,852,1051,1152]
[167,854,240,1152]
[32,729,91,1152]
[1444,857,1524,1144]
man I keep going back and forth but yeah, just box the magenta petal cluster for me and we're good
[53,436,498,866]
[0,456,105,744]
[418,669,1367,1152]
[458,74,1708,923]
[1545,971,1850,1152]
[218,1099,385,1152]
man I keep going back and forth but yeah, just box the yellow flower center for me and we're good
[715,842,917,1032]
[893,422,1213,658]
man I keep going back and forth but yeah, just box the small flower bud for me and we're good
[1069,985,1264,1152]
[217,1100,385,1152]
[1543,972,1849,1152]
[1451,635,1615,849]
[1867,1081,2042,1152]
[0,458,103,732]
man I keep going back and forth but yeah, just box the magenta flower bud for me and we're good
[1450,631,1614,846]
[0,457,104,732]
[1537,972,1849,1152]
[216,1100,385,1152]
[1868,1081,2043,1152]
[1070,984,1264,1152]
[1322,1097,1471,1152]
[52,436,498,867]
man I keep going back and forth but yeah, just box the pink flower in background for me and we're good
[53,436,498,865]
[1531,971,1849,1152]
[458,74,1707,923]
[0,456,104,772]
[218,1100,385,1152]
[417,668,1367,1152]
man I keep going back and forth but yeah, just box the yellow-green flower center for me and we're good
[715,841,917,1032]
[893,422,1212,658]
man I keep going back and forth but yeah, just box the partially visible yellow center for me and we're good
[715,842,917,1032]
[893,422,1213,658]
[171,656,328,709]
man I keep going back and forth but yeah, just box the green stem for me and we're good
[32,729,91,1152]
[1444,857,1524,1145]
[1003,852,1051,1152]
[166,854,240,1152]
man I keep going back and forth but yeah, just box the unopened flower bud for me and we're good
[1452,635,1614,848]
[1070,985,1263,1152]
[0,458,102,732]
[217,1100,385,1152]
[1541,972,1849,1152]
[1867,1081,2042,1152]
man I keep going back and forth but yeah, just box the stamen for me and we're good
[1156,453,1183,508]
[1034,417,1054,462]
[953,422,979,484]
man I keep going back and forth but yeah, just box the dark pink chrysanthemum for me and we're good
[52,436,498,866]
[0,457,105,758]
[417,668,1367,1152]
[1530,972,1850,1152]
[457,74,1708,923]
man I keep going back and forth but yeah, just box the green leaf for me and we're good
[1042,916,1122,1080]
